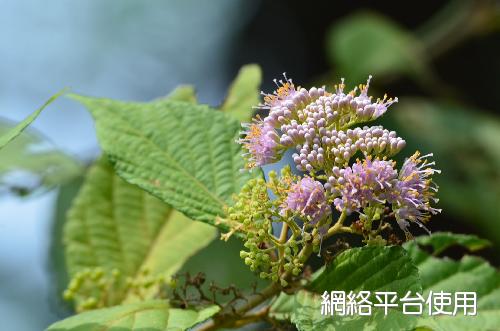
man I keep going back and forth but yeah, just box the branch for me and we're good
[194,281,281,331]
[196,211,350,330]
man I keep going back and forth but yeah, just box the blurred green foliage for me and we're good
[391,100,500,244]
[323,1,500,249]
[0,121,83,196]
[326,11,429,83]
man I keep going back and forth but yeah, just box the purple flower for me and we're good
[328,158,398,213]
[393,152,441,234]
[282,177,331,223]
[261,75,299,109]
[260,74,326,128]
[351,76,398,121]
[239,118,280,169]
[287,125,406,172]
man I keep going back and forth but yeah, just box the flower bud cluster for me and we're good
[327,152,440,236]
[290,125,405,172]
[63,267,165,312]
[226,167,329,284]
[226,177,280,278]
[232,74,441,282]
[240,75,400,173]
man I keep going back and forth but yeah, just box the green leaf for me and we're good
[413,232,491,256]
[70,94,255,227]
[0,120,84,195]
[415,311,500,331]
[326,12,429,83]
[46,300,219,331]
[49,176,84,316]
[221,64,262,123]
[64,157,216,306]
[404,237,500,331]
[163,85,197,104]
[390,99,500,245]
[269,292,297,321]
[309,246,422,295]
[274,242,499,330]
[271,246,422,330]
[279,290,416,331]
[0,89,66,149]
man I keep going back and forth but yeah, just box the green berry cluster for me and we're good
[63,267,166,312]
[225,167,316,286]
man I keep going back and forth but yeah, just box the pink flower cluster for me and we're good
[281,177,331,224]
[327,153,440,232]
[239,74,440,234]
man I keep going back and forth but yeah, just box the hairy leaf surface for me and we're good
[273,238,499,330]
[271,246,422,330]
[64,157,216,305]
[276,290,416,331]
[72,94,254,227]
[404,235,500,331]
[46,300,219,331]
[309,246,422,295]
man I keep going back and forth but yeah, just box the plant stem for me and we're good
[196,241,316,331]
[231,306,270,328]
[194,281,281,331]
[279,223,289,243]
[326,210,347,238]
[195,212,350,330]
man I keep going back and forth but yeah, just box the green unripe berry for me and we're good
[91,268,104,280]
[68,278,81,291]
[63,290,73,301]
[111,268,121,278]
[84,297,97,309]
[169,278,177,289]
[244,257,252,265]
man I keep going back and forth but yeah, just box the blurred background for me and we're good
[1,0,499,330]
